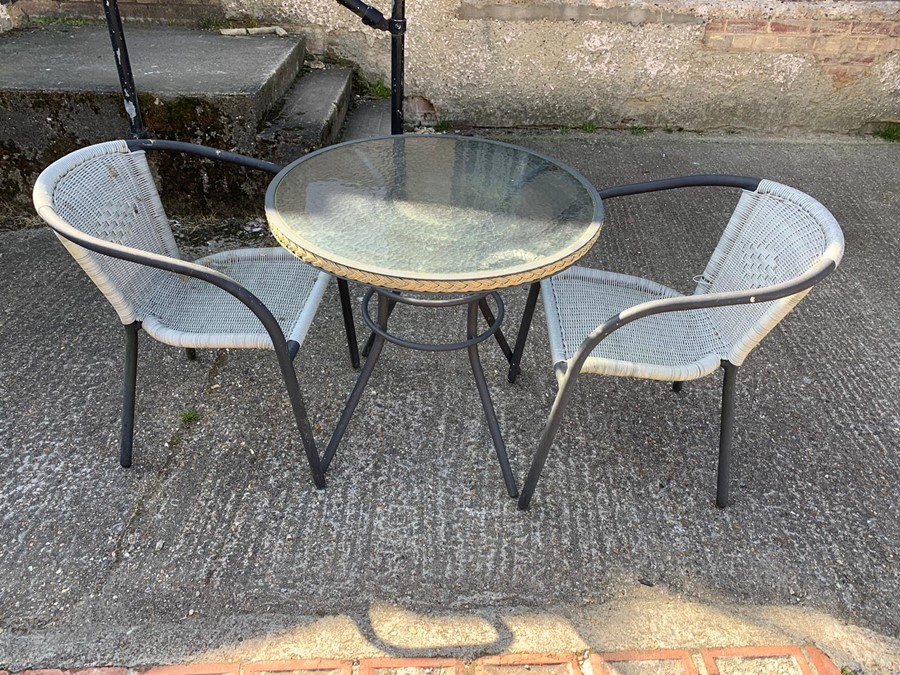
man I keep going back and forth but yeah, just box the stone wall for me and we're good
[12,0,900,132]
[1,1,26,32]
[224,0,900,133]
[14,0,224,24]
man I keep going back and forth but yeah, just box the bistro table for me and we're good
[265,134,604,497]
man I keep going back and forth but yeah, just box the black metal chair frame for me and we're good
[507,175,841,510]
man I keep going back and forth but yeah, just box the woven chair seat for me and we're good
[142,247,329,351]
[543,267,725,382]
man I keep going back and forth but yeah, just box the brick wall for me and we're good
[704,17,900,84]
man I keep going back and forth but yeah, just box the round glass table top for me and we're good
[266,135,604,292]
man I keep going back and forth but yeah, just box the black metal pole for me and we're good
[334,0,404,133]
[389,0,405,134]
[101,0,146,138]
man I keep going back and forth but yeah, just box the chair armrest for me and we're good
[598,175,761,200]
[38,205,290,348]
[566,257,837,375]
[125,138,283,175]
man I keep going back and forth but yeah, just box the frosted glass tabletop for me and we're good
[266,135,604,292]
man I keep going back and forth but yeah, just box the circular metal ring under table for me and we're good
[323,288,519,498]
[361,288,505,352]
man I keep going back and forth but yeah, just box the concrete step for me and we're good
[0,24,304,214]
[342,99,392,140]
[257,66,354,165]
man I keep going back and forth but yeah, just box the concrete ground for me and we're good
[0,131,898,673]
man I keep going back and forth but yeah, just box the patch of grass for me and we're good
[167,433,183,448]
[580,121,599,133]
[629,126,649,136]
[30,16,97,27]
[361,79,391,99]
[180,409,201,426]
[875,122,900,141]
[433,120,451,132]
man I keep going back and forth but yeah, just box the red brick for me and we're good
[474,654,581,675]
[773,35,817,51]
[726,19,769,33]
[827,66,850,78]
[705,18,728,32]
[145,665,240,675]
[19,671,68,675]
[752,35,778,51]
[73,670,129,675]
[813,35,860,53]
[241,662,352,675]
[804,647,840,675]
[809,20,852,34]
[851,21,894,36]
[770,21,809,34]
[701,646,813,675]
[359,658,464,675]
[856,37,895,53]
[703,33,733,50]
[592,650,697,674]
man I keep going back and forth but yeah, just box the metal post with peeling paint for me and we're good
[333,0,405,134]
[101,0,146,138]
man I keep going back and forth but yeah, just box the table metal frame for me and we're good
[266,134,604,497]
[322,287,519,497]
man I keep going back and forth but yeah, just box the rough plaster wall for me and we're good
[0,3,26,33]
[223,0,899,132]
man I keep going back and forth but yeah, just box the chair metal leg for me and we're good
[518,366,580,510]
[185,348,197,360]
[672,381,683,393]
[717,361,738,508]
[120,322,140,468]
[337,278,360,369]
[508,282,540,383]
[467,301,518,498]
[272,342,325,488]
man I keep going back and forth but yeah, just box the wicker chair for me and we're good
[32,139,360,488]
[510,176,845,510]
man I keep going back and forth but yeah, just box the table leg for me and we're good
[507,282,540,383]
[322,291,389,473]
[361,296,397,358]
[478,297,513,363]
[467,300,519,498]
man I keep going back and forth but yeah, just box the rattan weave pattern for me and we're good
[543,180,844,381]
[544,269,725,381]
[44,141,178,325]
[34,141,332,352]
[142,248,329,350]
[270,223,603,293]
[701,180,842,365]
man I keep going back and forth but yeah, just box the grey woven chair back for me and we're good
[696,179,844,365]
[35,140,180,325]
